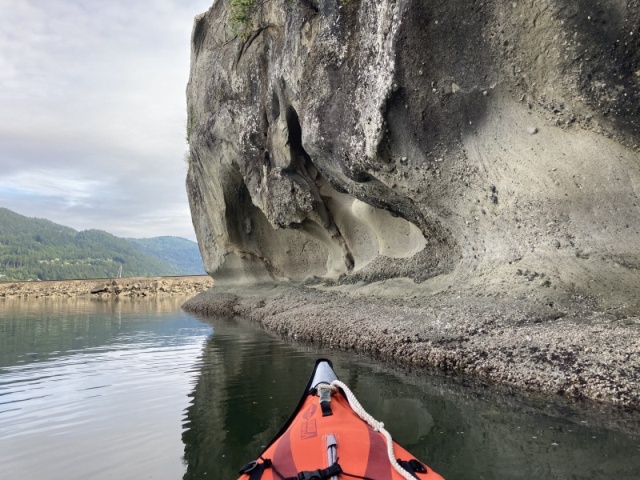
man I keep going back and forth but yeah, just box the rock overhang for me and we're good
[186,0,640,305]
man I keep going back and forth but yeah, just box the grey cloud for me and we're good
[0,0,213,240]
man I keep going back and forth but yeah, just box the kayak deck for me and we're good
[238,360,443,480]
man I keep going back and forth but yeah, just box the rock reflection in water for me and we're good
[182,317,640,480]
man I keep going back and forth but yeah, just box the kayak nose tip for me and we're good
[309,359,339,392]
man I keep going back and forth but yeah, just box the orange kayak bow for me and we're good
[238,359,444,480]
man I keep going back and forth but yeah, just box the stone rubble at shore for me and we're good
[0,276,214,299]
[183,283,640,411]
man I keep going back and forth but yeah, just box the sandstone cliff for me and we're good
[186,0,640,311]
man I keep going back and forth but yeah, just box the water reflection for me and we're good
[0,297,211,480]
[0,296,196,368]
[182,316,640,480]
[2,299,639,480]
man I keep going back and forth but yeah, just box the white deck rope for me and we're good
[329,380,416,480]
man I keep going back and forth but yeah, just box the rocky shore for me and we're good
[183,280,640,411]
[0,275,213,299]
[182,0,640,412]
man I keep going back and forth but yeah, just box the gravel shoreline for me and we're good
[0,275,214,299]
[183,281,640,410]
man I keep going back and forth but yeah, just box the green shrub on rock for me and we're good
[229,0,258,38]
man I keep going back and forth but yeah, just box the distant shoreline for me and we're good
[0,275,213,299]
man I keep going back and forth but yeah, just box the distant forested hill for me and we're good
[0,208,205,281]
[128,237,205,275]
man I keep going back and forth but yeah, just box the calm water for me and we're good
[1,297,639,480]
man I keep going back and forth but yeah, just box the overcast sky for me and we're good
[0,0,214,241]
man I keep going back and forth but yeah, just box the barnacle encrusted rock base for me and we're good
[183,282,640,410]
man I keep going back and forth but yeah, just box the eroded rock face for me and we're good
[187,0,640,300]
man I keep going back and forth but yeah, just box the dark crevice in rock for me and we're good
[284,106,306,170]
[192,15,208,57]
[351,171,374,183]
[235,25,272,67]
[226,176,253,247]
[299,0,320,15]
[282,104,355,271]
[271,90,280,122]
